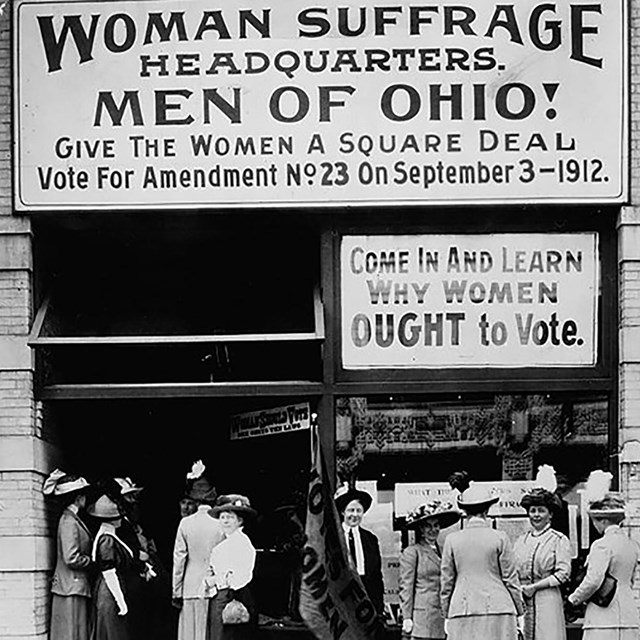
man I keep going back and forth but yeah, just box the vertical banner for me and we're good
[341,233,598,368]
[299,427,384,640]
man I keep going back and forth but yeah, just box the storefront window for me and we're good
[335,393,609,622]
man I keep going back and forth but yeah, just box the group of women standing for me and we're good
[43,470,143,640]
[45,466,259,640]
[399,468,640,640]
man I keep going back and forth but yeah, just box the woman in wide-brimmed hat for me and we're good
[568,471,640,640]
[89,494,139,640]
[400,500,460,639]
[334,483,385,616]
[205,494,258,640]
[440,474,525,640]
[43,469,93,640]
[514,465,572,640]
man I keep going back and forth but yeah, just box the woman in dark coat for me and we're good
[43,469,93,640]
[88,494,139,640]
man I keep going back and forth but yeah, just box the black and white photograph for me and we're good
[1,1,638,640]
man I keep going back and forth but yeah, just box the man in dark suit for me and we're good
[335,485,385,616]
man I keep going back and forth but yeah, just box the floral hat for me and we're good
[405,500,461,530]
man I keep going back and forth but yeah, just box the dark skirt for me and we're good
[50,594,90,640]
[92,577,133,640]
[207,587,256,640]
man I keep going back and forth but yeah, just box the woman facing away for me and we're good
[514,465,572,640]
[205,494,257,640]
[399,500,460,640]
[43,469,93,640]
[440,482,525,640]
[568,470,640,640]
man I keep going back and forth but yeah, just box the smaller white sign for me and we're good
[230,402,310,440]
[395,481,536,517]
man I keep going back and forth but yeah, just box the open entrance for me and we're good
[47,396,314,622]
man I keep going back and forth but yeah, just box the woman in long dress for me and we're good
[440,483,525,640]
[205,494,257,640]
[88,494,139,640]
[43,470,93,640]
[568,471,640,640]
[399,500,460,640]
[514,482,572,640]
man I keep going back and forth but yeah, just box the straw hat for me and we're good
[184,460,217,504]
[42,469,89,497]
[114,477,143,496]
[334,484,373,514]
[457,484,500,510]
[211,494,256,518]
[87,495,121,520]
[405,500,461,530]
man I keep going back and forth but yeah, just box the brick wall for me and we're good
[0,0,53,636]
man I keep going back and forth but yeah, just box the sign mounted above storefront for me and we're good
[229,402,311,440]
[14,0,626,210]
[340,233,599,368]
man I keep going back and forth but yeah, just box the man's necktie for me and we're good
[348,528,357,564]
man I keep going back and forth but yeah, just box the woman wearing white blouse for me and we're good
[205,495,257,640]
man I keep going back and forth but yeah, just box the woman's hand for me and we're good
[522,584,536,599]
[402,618,413,634]
[117,602,128,616]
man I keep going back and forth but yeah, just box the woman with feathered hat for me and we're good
[88,494,140,640]
[567,471,640,640]
[399,500,460,640]
[513,465,572,640]
[42,469,93,640]
[173,461,224,640]
[440,473,525,640]
[205,494,257,640]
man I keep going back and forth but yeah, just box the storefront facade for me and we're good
[1,1,640,639]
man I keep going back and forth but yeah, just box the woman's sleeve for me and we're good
[569,542,611,604]
[227,539,256,590]
[59,518,92,570]
[95,536,118,572]
[439,537,455,618]
[399,545,418,620]
[549,534,572,587]
[498,534,525,615]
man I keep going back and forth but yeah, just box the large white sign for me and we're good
[14,0,626,210]
[341,233,598,368]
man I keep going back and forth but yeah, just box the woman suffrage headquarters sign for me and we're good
[14,0,625,210]
[340,233,598,368]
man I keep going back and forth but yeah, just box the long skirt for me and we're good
[583,630,640,640]
[50,594,90,640]
[178,599,210,640]
[524,586,566,640]
[92,578,133,640]
[447,614,518,640]
[207,587,256,640]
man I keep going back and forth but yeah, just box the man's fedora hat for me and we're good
[334,483,373,514]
